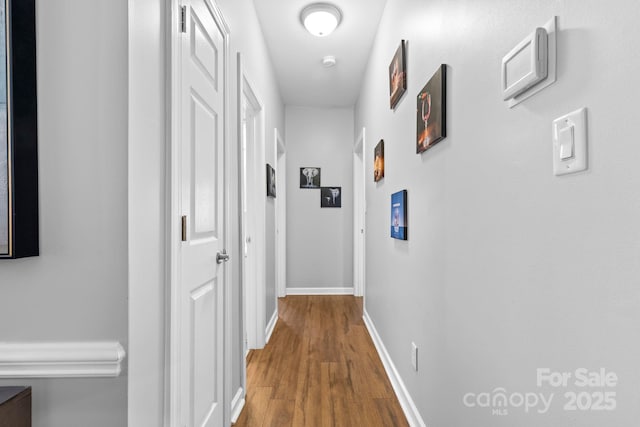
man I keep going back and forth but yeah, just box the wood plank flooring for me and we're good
[234,295,409,427]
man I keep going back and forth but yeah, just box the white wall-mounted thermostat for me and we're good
[502,17,557,108]
[502,27,548,101]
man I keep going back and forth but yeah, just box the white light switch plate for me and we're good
[553,107,587,176]
[411,342,418,371]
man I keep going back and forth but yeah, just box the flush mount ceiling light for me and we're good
[300,3,342,37]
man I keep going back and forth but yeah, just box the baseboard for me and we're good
[265,308,278,344]
[363,310,427,427]
[0,341,126,378]
[286,287,354,295]
[230,387,245,424]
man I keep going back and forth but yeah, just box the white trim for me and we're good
[127,0,168,425]
[265,309,278,344]
[286,287,354,295]
[362,310,427,427]
[230,387,245,424]
[275,128,287,299]
[353,127,366,298]
[0,342,126,378]
[238,53,267,351]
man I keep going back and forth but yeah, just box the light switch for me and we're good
[553,108,587,176]
[558,126,574,160]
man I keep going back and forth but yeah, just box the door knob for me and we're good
[216,250,230,264]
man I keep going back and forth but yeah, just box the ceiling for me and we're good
[253,0,388,108]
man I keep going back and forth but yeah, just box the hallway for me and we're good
[234,296,408,426]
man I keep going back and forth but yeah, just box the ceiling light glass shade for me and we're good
[301,3,342,37]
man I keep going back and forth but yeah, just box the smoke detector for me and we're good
[322,55,337,67]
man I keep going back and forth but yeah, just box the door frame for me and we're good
[353,128,366,298]
[168,1,232,426]
[275,129,286,298]
[237,53,267,353]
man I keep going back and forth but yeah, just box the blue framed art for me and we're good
[390,190,407,240]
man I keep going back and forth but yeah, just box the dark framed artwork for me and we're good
[300,167,321,188]
[416,64,447,154]
[320,187,341,208]
[389,40,407,109]
[390,190,407,240]
[1,0,39,259]
[374,139,384,182]
[266,164,276,198]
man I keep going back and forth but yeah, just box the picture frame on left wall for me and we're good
[266,164,276,198]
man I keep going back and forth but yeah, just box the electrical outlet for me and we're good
[411,342,418,371]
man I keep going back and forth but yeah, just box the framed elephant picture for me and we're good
[299,167,321,189]
[320,187,341,208]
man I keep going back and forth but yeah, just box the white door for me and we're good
[175,1,227,426]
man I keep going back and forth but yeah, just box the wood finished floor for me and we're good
[234,295,409,427]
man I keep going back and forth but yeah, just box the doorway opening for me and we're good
[353,128,366,298]
[275,129,286,298]
[238,52,267,357]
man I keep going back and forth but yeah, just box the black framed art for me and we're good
[390,190,407,240]
[389,40,407,109]
[374,139,384,182]
[266,164,276,198]
[300,167,321,189]
[320,187,341,208]
[1,0,39,259]
[416,64,446,154]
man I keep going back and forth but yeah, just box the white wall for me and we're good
[0,1,128,426]
[356,0,640,426]
[285,106,354,290]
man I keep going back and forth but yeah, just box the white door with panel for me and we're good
[176,1,227,426]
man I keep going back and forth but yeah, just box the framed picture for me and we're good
[374,139,384,182]
[266,164,276,198]
[390,190,407,240]
[0,0,39,259]
[389,40,407,109]
[320,187,341,208]
[300,167,321,188]
[416,64,447,154]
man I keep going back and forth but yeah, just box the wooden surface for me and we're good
[234,296,408,427]
[0,386,31,427]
